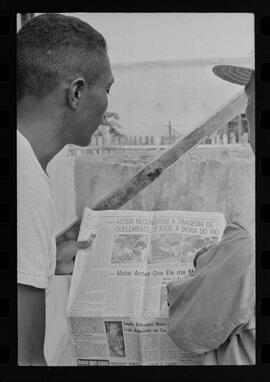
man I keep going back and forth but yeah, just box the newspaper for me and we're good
[67,208,226,366]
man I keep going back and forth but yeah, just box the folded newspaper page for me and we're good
[67,208,226,366]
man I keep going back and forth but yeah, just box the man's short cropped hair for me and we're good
[17,13,107,101]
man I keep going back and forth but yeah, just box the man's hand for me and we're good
[55,232,96,275]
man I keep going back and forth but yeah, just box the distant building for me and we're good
[109,56,254,137]
[118,125,181,146]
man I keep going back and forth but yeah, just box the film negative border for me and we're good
[0,4,270,382]
[0,4,15,378]
[258,14,270,371]
[0,9,12,380]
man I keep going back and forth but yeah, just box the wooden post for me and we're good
[168,121,172,145]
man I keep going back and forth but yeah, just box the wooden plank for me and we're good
[56,90,246,245]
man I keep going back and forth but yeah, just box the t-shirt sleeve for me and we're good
[18,176,56,289]
[167,223,255,354]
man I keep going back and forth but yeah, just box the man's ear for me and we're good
[67,78,86,110]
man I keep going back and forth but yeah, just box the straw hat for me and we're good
[212,65,254,86]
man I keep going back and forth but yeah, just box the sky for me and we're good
[62,13,254,64]
[32,12,254,64]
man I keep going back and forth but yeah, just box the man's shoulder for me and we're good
[17,131,39,175]
[222,222,253,243]
[17,131,52,197]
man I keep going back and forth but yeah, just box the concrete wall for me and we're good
[74,145,255,232]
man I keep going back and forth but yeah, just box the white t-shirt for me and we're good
[17,130,56,289]
[17,130,76,366]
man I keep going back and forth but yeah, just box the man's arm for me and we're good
[167,224,254,354]
[18,284,47,366]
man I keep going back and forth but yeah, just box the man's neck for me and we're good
[17,99,66,171]
[18,124,65,171]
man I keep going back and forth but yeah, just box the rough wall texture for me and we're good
[74,145,255,230]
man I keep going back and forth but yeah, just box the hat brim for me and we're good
[212,65,254,86]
